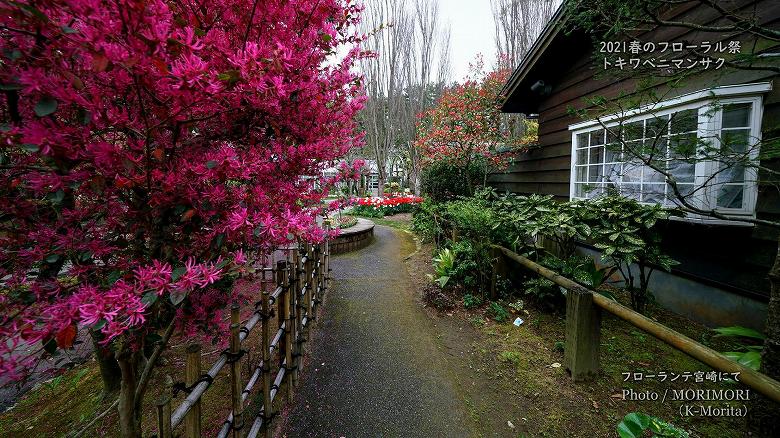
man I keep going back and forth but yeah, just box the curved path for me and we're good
[281,225,475,437]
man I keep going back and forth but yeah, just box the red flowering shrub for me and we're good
[0,0,366,432]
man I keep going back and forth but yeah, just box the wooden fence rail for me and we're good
[490,244,780,404]
[156,224,331,438]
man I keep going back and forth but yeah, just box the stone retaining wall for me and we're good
[331,218,374,254]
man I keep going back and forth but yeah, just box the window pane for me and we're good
[643,184,666,203]
[717,185,744,209]
[574,183,586,198]
[620,183,641,200]
[644,167,665,183]
[669,133,697,159]
[622,162,643,183]
[588,164,603,182]
[586,184,604,198]
[722,103,751,128]
[590,129,605,146]
[644,135,667,158]
[721,129,750,154]
[575,165,587,182]
[623,121,644,141]
[576,132,589,149]
[668,183,695,199]
[604,162,621,182]
[646,115,669,139]
[717,164,745,184]
[606,128,620,145]
[670,109,698,134]
[589,146,604,164]
[604,144,621,162]
[668,161,695,183]
[576,148,588,165]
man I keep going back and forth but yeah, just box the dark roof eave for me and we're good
[499,4,569,113]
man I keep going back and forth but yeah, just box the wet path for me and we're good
[281,225,474,437]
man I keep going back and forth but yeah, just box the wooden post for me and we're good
[275,261,287,370]
[563,289,601,382]
[229,304,244,436]
[489,247,507,300]
[156,396,172,438]
[305,244,314,320]
[324,222,331,291]
[184,343,202,438]
[278,260,294,399]
[292,246,306,386]
[317,244,325,303]
[291,249,301,386]
[261,280,272,438]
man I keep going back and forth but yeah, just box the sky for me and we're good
[440,1,498,82]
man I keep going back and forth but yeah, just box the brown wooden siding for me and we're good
[490,0,780,298]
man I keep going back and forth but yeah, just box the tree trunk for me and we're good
[749,238,780,435]
[377,173,386,197]
[89,328,122,396]
[117,348,143,438]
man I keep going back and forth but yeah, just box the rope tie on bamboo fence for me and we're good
[223,348,248,364]
[172,374,214,397]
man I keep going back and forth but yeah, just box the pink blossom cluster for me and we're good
[0,0,367,378]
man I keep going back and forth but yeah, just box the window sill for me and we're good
[667,215,755,227]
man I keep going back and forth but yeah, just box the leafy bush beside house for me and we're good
[415,190,678,314]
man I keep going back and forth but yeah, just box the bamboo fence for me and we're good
[490,244,780,403]
[155,225,331,438]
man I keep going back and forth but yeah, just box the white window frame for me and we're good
[567,82,769,224]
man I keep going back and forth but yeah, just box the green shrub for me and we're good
[463,293,483,309]
[586,195,679,313]
[411,199,447,243]
[522,277,563,311]
[428,248,456,288]
[488,301,510,322]
[420,159,488,203]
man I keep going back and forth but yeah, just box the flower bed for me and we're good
[336,215,359,229]
[351,193,424,217]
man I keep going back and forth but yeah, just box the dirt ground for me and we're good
[403,233,747,437]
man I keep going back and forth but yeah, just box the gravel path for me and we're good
[281,225,475,437]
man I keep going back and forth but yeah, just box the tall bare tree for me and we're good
[491,0,559,68]
[358,0,450,195]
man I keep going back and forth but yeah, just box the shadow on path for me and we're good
[281,225,474,437]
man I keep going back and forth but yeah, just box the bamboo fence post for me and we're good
[324,222,331,291]
[185,343,202,438]
[291,249,301,386]
[317,243,324,303]
[275,261,287,371]
[229,303,244,436]
[156,395,172,438]
[304,244,314,321]
[261,279,272,438]
[295,244,305,378]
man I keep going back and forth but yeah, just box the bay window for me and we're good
[569,83,767,219]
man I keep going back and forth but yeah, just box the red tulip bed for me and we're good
[351,193,424,218]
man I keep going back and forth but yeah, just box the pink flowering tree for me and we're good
[0,0,365,434]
